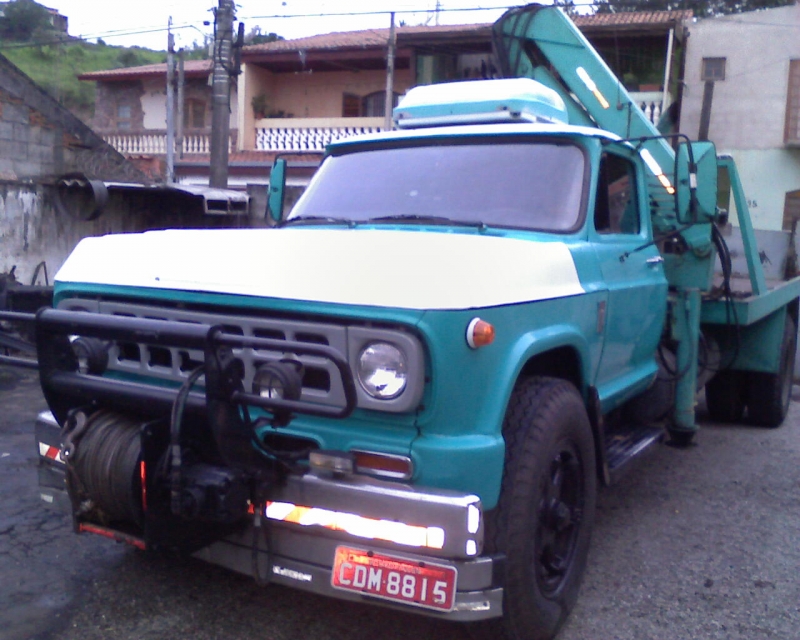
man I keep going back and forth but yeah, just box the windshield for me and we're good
[287,140,586,232]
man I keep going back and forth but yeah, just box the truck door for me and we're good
[591,151,668,408]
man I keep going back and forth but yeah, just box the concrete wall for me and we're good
[263,68,413,119]
[681,4,800,230]
[0,54,142,184]
[0,181,238,286]
[0,89,61,181]
[722,148,800,230]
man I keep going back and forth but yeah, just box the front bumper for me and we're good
[35,410,504,621]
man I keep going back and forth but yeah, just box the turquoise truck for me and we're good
[9,5,799,640]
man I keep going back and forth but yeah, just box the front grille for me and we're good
[58,298,349,409]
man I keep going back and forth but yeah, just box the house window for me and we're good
[184,99,206,129]
[116,104,132,130]
[785,59,800,145]
[342,93,361,118]
[701,57,726,82]
[362,91,400,117]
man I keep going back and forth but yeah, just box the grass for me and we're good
[0,37,168,123]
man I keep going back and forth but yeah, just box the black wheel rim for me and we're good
[534,443,584,596]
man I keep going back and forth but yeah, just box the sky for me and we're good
[41,0,594,51]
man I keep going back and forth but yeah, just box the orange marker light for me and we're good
[467,318,495,349]
[353,450,413,480]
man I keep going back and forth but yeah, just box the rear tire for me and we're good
[747,313,796,427]
[482,377,596,640]
[705,370,746,423]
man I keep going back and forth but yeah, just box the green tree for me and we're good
[0,0,53,41]
[553,0,580,16]
[594,0,795,17]
[245,26,284,45]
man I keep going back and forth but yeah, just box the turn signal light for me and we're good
[353,450,413,480]
[466,318,495,349]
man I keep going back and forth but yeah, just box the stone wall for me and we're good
[92,81,144,133]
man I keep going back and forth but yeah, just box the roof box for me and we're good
[393,78,569,129]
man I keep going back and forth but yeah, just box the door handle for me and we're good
[646,256,664,266]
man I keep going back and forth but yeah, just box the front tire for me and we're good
[485,377,597,640]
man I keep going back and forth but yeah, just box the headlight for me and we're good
[252,359,304,401]
[357,342,407,399]
[70,337,109,375]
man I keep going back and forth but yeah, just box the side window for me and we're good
[595,153,640,235]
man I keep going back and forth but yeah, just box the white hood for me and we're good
[55,228,585,311]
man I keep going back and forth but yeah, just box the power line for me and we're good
[2,1,798,52]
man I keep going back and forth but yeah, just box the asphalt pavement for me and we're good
[1,365,799,640]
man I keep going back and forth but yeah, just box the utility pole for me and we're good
[177,50,185,159]
[383,12,396,131]
[166,18,175,184]
[210,0,235,189]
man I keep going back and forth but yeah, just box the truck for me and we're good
[8,5,799,640]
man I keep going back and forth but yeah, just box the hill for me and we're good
[0,37,170,124]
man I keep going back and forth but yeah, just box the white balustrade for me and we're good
[255,122,385,152]
[103,133,230,156]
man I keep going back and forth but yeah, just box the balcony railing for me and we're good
[255,117,384,152]
[629,91,673,126]
[103,132,233,156]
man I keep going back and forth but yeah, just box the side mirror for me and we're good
[675,140,717,224]
[267,158,287,222]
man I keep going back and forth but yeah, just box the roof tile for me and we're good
[81,10,693,80]
[78,59,212,81]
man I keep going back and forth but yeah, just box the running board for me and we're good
[604,426,663,483]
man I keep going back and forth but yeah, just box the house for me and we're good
[238,10,690,184]
[78,59,239,180]
[680,3,800,236]
[0,2,68,33]
[81,10,691,204]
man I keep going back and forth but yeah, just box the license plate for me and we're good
[331,546,457,612]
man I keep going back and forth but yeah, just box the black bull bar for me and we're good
[0,308,358,424]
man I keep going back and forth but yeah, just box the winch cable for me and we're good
[71,409,143,525]
[169,367,205,516]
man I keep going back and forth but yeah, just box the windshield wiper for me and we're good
[280,216,356,228]
[368,214,487,230]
